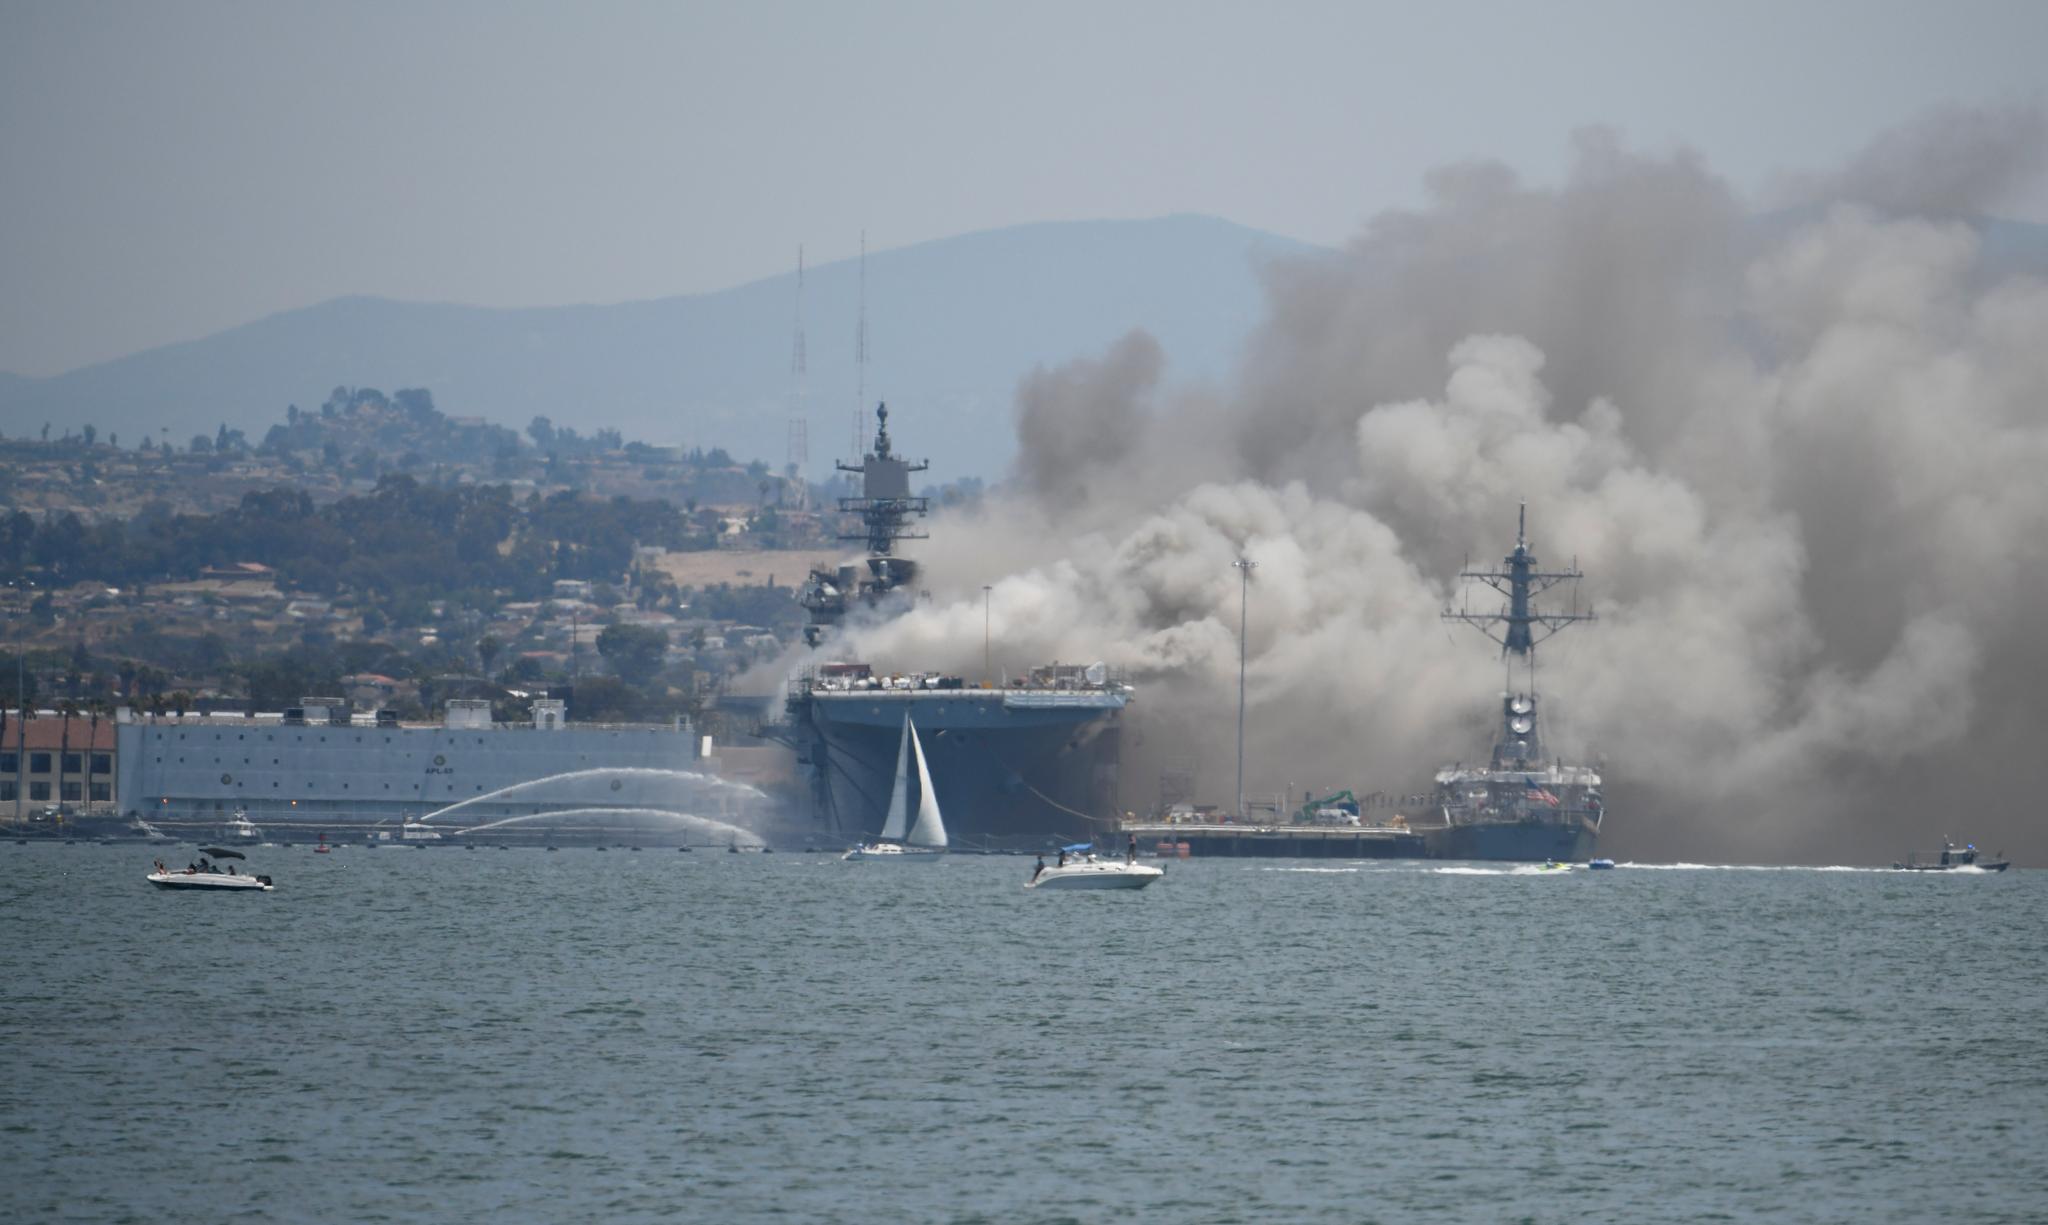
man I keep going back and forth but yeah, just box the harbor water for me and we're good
[2,845,2043,1223]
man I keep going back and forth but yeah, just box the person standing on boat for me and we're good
[1127,833,1137,864]
[1032,855,1046,882]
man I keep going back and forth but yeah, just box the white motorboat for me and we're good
[225,806,262,843]
[843,714,949,862]
[147,852,273,892]
[1026,850,1163,891]
[147,868,273,891]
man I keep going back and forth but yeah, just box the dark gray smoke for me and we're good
[840,105,2048,864]
[1771,101,2048,218]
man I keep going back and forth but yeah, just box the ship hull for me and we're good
[794,690,1125,849]
[1428,818,1598,863]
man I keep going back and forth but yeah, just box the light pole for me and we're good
[982,585,992,684]
[1233,557,1256,819]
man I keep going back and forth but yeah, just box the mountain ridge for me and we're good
[0,215,1319,478]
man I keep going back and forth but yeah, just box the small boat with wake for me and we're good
[1026,844,1163,891]
[146,847,274,892]
[1893,840,2009,872]
[223,806,262,845]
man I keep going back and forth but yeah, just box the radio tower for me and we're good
[786,244,808,509]
[853,230,868,458]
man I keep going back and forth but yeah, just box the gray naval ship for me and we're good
[1428,507,1604,861]
[781,405,1131,850]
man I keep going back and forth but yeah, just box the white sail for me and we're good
[906,719,948,849]
[879,714,912,842]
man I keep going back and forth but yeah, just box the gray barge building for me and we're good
[115,697,717,839]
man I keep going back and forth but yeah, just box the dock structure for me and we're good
[1120,821,1427,859]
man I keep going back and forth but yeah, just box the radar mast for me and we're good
[800,403,931,645]
[1442,504,1593,765]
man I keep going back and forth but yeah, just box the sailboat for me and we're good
[843,714,949,861]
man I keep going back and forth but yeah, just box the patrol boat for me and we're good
[1428,507,1604,862]
[1893,840,2010,872]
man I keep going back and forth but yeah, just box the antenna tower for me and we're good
[854,231,868,458]
[786,245,808,508]
[791,244,807,377]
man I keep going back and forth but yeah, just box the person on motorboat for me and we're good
[1032,855,1047,881]
[1057,849,1068,867]
[1127,833,1137,864]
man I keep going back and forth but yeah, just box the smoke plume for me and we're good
[833,105,2048,863]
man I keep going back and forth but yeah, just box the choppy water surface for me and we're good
[2,846,2043,1223]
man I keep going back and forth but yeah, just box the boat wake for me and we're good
[1615,862,1887,872]
[1429,862,1907,873]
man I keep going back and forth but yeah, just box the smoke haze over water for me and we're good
[835,106,2048,864]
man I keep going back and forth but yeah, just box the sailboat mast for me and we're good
[879,713,912,842]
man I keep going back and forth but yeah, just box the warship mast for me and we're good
[799,403,931,645]
[1441,504,1593,762]
[833,403,929,561]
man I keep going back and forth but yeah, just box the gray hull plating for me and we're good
[1428,818,1597,863]
[798,690,1125,848]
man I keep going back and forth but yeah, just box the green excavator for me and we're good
[1293,789,1361,825]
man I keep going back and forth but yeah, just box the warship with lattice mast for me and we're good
[1428,506,1604,861]
[780,406,1131,849]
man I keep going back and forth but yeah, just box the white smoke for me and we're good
[826,106,2048,862]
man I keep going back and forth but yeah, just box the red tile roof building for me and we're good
[1,713,118,814]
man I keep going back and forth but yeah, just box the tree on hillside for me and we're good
[596,623,668,681]
[395,388,436,423]
[477,633,504,677]
[567,675,640,722]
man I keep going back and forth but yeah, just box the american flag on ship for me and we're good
[1524,780,1563,807]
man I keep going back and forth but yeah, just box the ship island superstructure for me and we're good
[1429,506,1604,861]
[783,405,1132,849]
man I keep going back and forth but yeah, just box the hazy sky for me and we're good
[2,0,2044,377]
